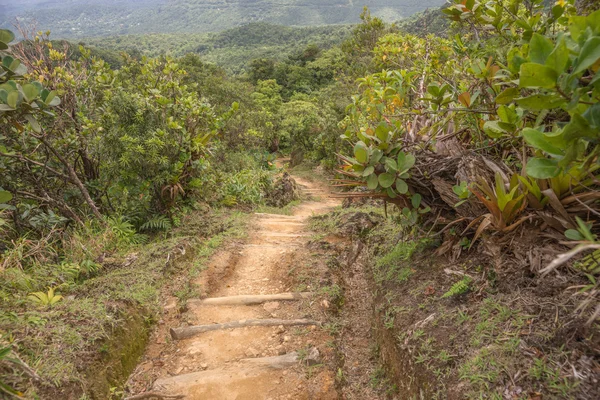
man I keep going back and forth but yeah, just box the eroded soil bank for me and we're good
[310,201,600,399]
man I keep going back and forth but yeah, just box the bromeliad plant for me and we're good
[465,174,529,246]
[339,0,599,238]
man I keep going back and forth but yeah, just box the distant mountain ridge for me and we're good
[0,0,446,38]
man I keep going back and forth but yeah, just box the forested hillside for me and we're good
[83,23,353,74]
[1,0,600,399]
[1,0,445,38]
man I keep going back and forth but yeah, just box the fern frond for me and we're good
[442,277,472,298]
[140,215,172,232]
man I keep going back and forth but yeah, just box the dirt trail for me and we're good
[128,169,343,399]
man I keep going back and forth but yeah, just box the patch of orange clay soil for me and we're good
[126,169,341,399]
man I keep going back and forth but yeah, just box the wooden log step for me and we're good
[188,292,314,306]
[170,318,320,340]
[256,232,310,237]
[254,213,301,219]
[259,220,305,225]
[241,244,301,248]
[239,352,299,369]
[153,355,299,392]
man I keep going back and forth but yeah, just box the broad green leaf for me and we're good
[8,59,21,73]
[529,33,554,64]
[483,121,506,138]
[6,90,18,108]
[396,179,408,194]
[0,30,15,46]
[551,4,564,19]
[0,190,12,203]
[378,173,395,188]
[375,124,388,142]
[569,16,587,41]
[497,105,517,124]
[563,113,597,141]
[385,157,397,172]
[526,158,560,179]
[371,149,383,164]
[366,173,379,190]
[24,114,41,133]
[588,9,600,35]
[495,87,519,104]
[523,128,564,155]
[564,229,583,241]
[397,151,415,171]
[2,56,14,69]
[354,142,369,164]
[21,83,40,102]
[362,166,375,177]
[546,36,569,73]
[46,91,60,106]
[583,103,600,127]
[411,193,422,208]
[516,94,565,110]
[573,37,600,75]
[519,63,558,88]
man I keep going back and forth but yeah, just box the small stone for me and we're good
[174,366,183,374]
[245,347,260,357]
[305,347,321,366]
[276,345,286,355]
[200,363,208,370]
[276,325,286,334]
[263,301,281,313]
[283,335,291,342]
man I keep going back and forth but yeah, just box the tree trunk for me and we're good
[36,134,105,223]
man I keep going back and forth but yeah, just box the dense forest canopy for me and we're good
[82,23,354,74]
[0,0,445,38]
[1,0,600,398]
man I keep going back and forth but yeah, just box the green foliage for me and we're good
[107,217,148,245]
[139,215,173,233]
[441,277,472,298]
[338,0,600,246]
[28,287,63,307]
[84,23,353,75]
[1,2,440,39]
[0,340,27,398]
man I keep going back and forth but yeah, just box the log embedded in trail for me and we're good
[188,292,314,306]
[124,392,184,400]
[170,319,320,340]
[239,352,299,369]
[254,213,301,219]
